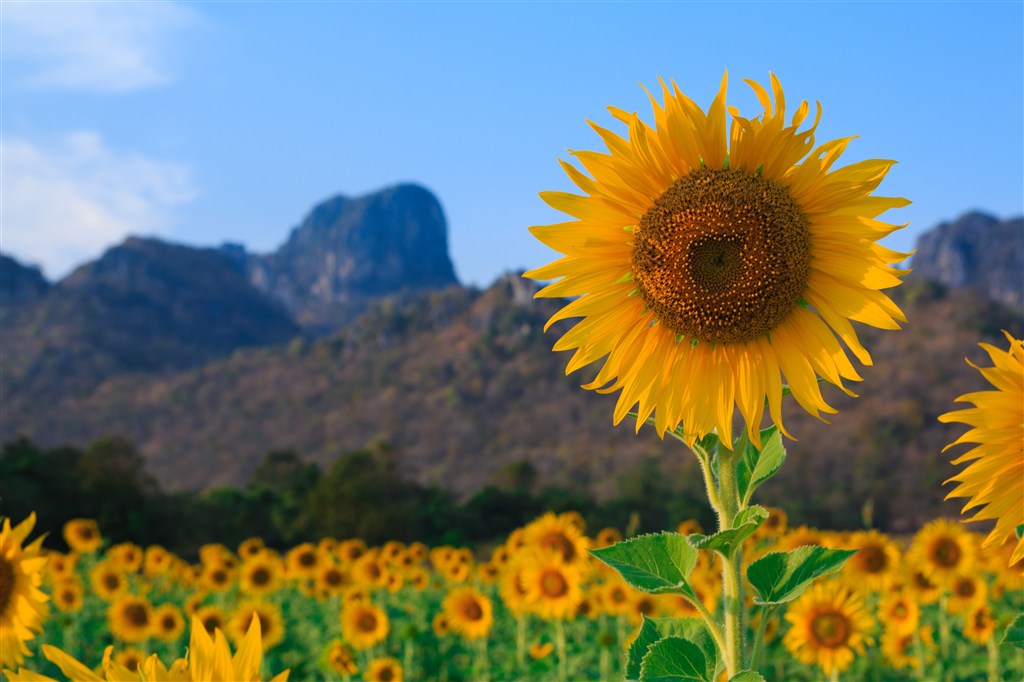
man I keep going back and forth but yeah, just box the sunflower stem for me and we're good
[716,443,745,677]
[554,617,568,682]
[516,614,526,668]
[749,606,771,672]
[687,590,729,665]
[986,636,1000,682]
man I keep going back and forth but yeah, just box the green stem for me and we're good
[690,439,723,511]
[477,637,490,682]
[829,668,840,682]
[986,636,999,682]
[555,618,568,682]
[687,592,729,667]
[749,606,771,671]
[516,614,526,669]
[716,444,745,678]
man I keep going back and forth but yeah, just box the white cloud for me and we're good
[1,132,197,279]
[1,1,197,92]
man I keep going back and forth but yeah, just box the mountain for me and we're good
[0,254,50,306]
[242,183,459,334]
[2,204,1022,532]
[910,211,1023,309]
[0,237,300,419]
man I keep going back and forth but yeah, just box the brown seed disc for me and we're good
[632,166,811,344]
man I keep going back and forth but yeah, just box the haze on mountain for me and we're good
[1,184,1020,532]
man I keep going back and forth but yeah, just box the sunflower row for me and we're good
[4,510,1023,680]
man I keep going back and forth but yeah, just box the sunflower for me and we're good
[336,539,367,565]
[340,601,389,650]
[195,604,228,637]
[940,332,1024,564]
[228,601,285,651]
[881,626,934,671]
[432,612,452,637]
[238,537,266,559]
[946,573,987,615]
[285,543,321,579]
[112,646,146,674]
[525,72,908,446]
[602,580,633,616]
[316,561,350,596]
[963,604,997,644]
[45,551,77,581]
[143,545,173,577]
[783,582,874,676]
[326,639,359,676]
[442,586,494,639]
[530,642,554,660]
[28,614,291,682]
[0,513,50,668]
[63,518,103,553]
[151,603,186,642]
[876,592,919,636]
[904,568,941,605]
[89,560,128,600]
[520,554,584,621]
[594,527,622,548]
[108,542,143,574]
[52,577,84,613]
[351,552,390,589]
[842,530,902,591]
[498,561,531,616]
[907,518,977,588]
[523,512,589,565]
[108,595,153,643]
[201,561,236,593]
[364,657,403,682]
[240,552,284,597]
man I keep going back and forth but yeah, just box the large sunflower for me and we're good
[525,73,909,446]
[783,582,874,676]
[939,332,1024,564]
[340,601,389,650]
[107,595,153,643]
[0,513,50,668]
[441,586,494,639]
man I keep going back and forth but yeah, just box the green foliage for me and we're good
[736,429,785,506]
[687,506,767,558]
[746,546,858,606]
[1003,614,1024,649]
[628,618,720,682]
[640,637,709,682]
[590,533,700,598]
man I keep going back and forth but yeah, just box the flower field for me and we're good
[4,510,1023,681]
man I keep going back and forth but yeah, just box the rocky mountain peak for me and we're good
[911,211,1023,309]
[0,253,50,306]
[247,184,459,333]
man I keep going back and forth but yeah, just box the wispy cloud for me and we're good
[2,1,198,92]
[1,132,198,279]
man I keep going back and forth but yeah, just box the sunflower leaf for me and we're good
[627,617,721,682]
[728,672,766,682]
[589,532,699,598]
[737,428,786,505]
[639,636,709,682]
[747,546,858,606]
[1002,614,1024,649]
[687,506,768,558]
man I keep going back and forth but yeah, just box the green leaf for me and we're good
[640,636,708,682]
[628,617,719,681]
[590,533,700,599]
[1002,614,1024,649]
[747,545,858,606]
[688,506,768,558]
[736,428,786,505]
[728,672,766,682]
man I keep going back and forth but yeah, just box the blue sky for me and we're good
[3,0,1022,286]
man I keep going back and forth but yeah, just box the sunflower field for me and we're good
[2,509,1022,681]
